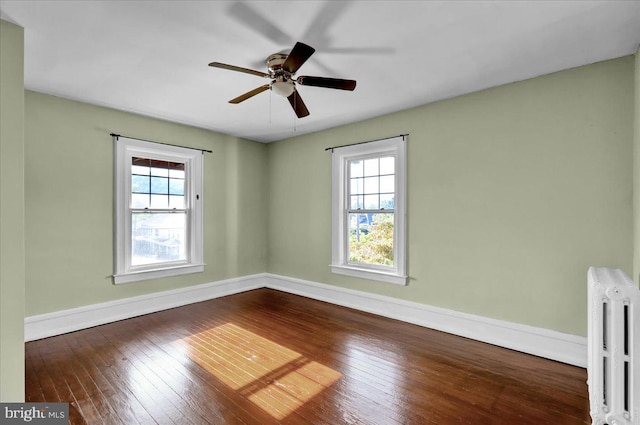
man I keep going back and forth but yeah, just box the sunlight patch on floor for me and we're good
[177,323,342,420]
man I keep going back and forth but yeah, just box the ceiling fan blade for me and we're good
[297,76,356,91]
[287,90,310,118]
[282,42,315,74]
[229,84,271,104]
[209,62,269,78]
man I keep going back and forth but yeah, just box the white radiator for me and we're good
[588,267,640,425]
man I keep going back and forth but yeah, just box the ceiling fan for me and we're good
[208,42,356,118]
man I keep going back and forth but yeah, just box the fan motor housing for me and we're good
[267,53,289,76]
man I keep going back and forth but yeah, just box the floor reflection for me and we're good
[341,334,406,424]
[176,323,341,420]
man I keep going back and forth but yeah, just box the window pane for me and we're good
[150,194,168,209]
[348,213,394,266]
[350,178,363,195]
[169,168,185,179]
[169,178,184,195]
[169,195,185,209]
[132,165,150,175]
[350,160,363,178]
[364,194,379,210]
[150,176,169,194]
[363,176,379,194]
[380,175,394,193]
[380,156,394,175]
[150,166,169,177]
[364,158,379,176]
[131,175,149,193]
[131,193,149,209]
[131,212,186,266]
[132,157,149,166]
[350,195,363,210]
[380,194,395,209]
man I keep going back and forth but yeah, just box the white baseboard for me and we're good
[265,274,587,368]
[24,272,587,367]
[24,273,267,342]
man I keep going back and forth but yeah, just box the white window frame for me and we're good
[330,136,408,285]
[113,137,204,284]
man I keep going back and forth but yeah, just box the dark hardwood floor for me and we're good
[25,288,590,424]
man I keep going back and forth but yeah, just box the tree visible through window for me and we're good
[349,213,394,265]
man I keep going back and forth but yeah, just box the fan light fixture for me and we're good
[271,80,295,98]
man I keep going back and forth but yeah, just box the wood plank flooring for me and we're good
[25,288,590,424]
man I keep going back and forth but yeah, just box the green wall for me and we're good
[24,91,267,315]
[0,20,26,401]
[267,57,634,336]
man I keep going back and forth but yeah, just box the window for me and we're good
[114,137,204,284]
[331,136,407,285]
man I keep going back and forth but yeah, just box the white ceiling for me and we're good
[1,1,639,143]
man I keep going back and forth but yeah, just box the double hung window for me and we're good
[331,136,407,284]
[113,137,204,284]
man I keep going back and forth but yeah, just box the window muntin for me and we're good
[331,136,407,285]
[114,137,204,284]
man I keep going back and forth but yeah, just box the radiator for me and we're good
[588,267,640,425]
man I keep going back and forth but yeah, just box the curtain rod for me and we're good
[324,134,408,152]
[110,133,213,154]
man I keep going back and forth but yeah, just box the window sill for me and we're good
[330,265,408,285]
[113,263,205,284]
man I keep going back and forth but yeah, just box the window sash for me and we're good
[346,211,395,269]
[129,210,190,270]
[130,156,188,210]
